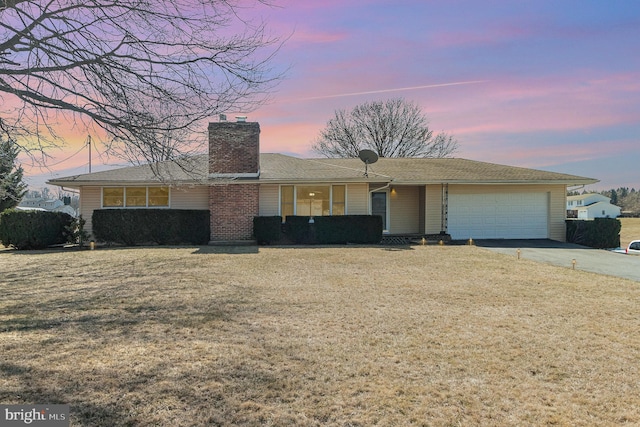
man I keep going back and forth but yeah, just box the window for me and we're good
[332,185,345,215]
[126,187,147,206]
[103,187,169,208]
[297,185,330,216]
[280,185,346,219]
[148,187,170,206]
[281,185,294,218]
[103,187,124,207]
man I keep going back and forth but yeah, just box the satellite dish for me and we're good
[358,149,379,164]
[358,149,378,177]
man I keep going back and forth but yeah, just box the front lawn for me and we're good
[1,246,639,426]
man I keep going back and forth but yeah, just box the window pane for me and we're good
[297,186,329,217]
[103,187,124,207]
[148,187,169,207]
[281,185,294,219]
[126,187,147,207]
[332,185,345,215]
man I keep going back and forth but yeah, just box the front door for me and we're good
[371,191,388,232]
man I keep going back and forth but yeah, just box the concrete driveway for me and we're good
[475,239,640,282]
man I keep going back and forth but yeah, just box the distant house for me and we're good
[566,193,621,219]
[48,120,598,243]
[17,197,77,217]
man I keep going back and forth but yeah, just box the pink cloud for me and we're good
[430,72,640,137]
[259,121,319,156]
[288,29,347,45]
[429,24,533,49]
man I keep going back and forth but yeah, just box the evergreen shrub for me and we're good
[253,216,282,244]
[566,218,621,249]
[282,215,382,245]
[92,209,210,245]
[0,209,73,249]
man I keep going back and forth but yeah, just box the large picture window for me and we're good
[103,187,124,207]
[126,187,147,207]
[148,187,170,206]
[281,185,294,218]
[103,187,169,208]
[280,185,346,219]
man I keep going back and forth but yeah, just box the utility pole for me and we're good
[87,135,92,173]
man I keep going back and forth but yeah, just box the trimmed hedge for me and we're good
[282,215,383,245]
[253,216,282,244]
[0,209,74,249]
[314,215,383,244]
[284,216,315,244]
[566,218,621,249]
[92,209,210,245]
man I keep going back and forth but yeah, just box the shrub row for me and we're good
[253,215,383,245]
[92,209,210,245]
[253,216,283,244]
[0,209,73,249]
[566,218,621,249]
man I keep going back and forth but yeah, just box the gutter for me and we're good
[369,182,393,193]
[60,186,79,194]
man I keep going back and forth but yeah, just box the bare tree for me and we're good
[0,0,282,165]
[313,98,458,158]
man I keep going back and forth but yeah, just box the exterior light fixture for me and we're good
[308,192,315,223]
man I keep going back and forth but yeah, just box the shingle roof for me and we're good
[48,155,209,186]
[48,153,598,187]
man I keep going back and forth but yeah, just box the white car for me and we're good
[626,240,640,255]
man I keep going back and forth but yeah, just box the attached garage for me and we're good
[448,192,549,240]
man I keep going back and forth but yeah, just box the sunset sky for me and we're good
[25,0,640,191]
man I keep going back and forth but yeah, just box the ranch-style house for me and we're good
[48,120,598,243]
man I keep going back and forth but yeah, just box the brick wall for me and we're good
[208,121,261,242]
[209,184,259,241]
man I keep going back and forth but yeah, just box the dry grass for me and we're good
[2,244,640,426]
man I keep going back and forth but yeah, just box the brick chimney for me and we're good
[208,120,260,244]
[208,121,260,177]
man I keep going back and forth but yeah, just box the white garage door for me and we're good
[448,192,549,240]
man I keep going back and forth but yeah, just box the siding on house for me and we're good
[79,186,102,237]
[170,186,210,209]
[390,186,420,234]
[418,187,425,234]
[548,185,567,240]
[425,184,444,235]
[346,183,368,215]
[259,184,280,216]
